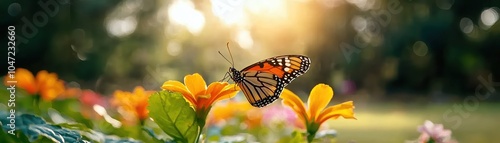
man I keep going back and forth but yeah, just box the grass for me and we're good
[328,102,500,143]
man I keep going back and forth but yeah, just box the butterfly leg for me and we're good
[220,71,235,83]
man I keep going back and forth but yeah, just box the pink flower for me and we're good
[80,90,107,107]
[79,90,108,119]
[262,104,300,127]
[417,120,457,143]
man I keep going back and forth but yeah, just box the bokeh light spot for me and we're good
[106,16,138,37]
[352,16,367,32]
[167,42,182,56]
[320,0,344,8]
[168,0,206,34]
[235,30,254,49]
[8,3,22,16]
[460,17,474,34]
[480,7,499,29]
[77,53,87,61]
[413,41,428,57]
[346,0,375,11]
[211,0,246,26]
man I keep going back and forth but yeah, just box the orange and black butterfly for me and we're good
[220,43,311,107]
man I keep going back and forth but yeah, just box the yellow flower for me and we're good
[281,83,355,142]
[161,73,239,126]
[4,68,65,101]
[111,86,153,124]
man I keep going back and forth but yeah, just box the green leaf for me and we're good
[56,123,92,133]
[1,111,142,143]
[0,113,47,141]
[148,91,199,143]
[290,131,305,143]
[74,127,142,143]
[142,127,173,143]
[277,130,305,143]
[0,127,30,143]
[29,124,86,143]
[0,112,88,143]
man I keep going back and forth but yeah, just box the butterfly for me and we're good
[220,43,311,108]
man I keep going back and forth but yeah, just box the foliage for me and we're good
[147,91,199,143]
[0,112,139,143]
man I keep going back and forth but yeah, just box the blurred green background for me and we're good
[2,0,500,142]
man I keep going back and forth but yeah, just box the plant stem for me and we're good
[307,132,315,143]
[33,95,41,115]
[195,114,206,143]
[195,107,211,143]
[195,127,202,143]
[306,122,319,143]
[195,121,205,143]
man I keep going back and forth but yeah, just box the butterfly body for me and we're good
[229,55,311,107]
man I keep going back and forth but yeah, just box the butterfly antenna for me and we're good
[226,42,235,67]
[218,51,233,66]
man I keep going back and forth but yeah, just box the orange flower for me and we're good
[244,108,263,129]
[210,101,253,124]
[60,87,82,99]
[161,73,239,126]
[4,68,65,101]
[281,83,355,142]
[111,86,153,122]
[208,100,262,128]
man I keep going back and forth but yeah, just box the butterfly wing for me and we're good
[241,55,311,84]
[236,55,311,107]
[237,71,282,107]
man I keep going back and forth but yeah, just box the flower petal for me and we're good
[196,82,239,109]
[8,68,37,94]
[308,84,334,121]
[280,88,308,123]
[184,73,207,96]
[40,88,59,101]
[112,86,153,121]
[197,82,228,108]
[418,120,435,134]
[211,83,239,102]
[37,71,65,101]
[212,88,239,103]
[206,82,228,97]
[162,80,196,105]
[418,133,430,143]
[316,101,356,124]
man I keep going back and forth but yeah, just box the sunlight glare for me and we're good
[168,0,206,35]
[320,0,344,8]
[106,16,138,37]
[94,105,122,128]
[246,0,287,17]
[346,0,375,11]
[211,0,246,25]
[104,0,143,37]
[234,30,254,49]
